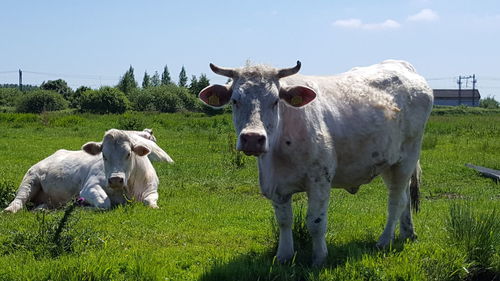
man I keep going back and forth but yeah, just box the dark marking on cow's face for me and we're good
[285,141,291,146]
[314,217,322,223]
[372,151,379,158]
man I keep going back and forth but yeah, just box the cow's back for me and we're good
[280,60,433,189]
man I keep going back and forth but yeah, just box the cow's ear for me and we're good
[132,144,150,157]
[199,85,231,108]
[82,142,102,155]
[279,86,317,107]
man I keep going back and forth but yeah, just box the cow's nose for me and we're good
[108,176,124,187]
[240,132,267,156]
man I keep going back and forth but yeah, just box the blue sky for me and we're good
[1,0,499,100]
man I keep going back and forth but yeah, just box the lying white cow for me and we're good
[199,60,433,265]
[4,129,173,213]
[125,128,157,143]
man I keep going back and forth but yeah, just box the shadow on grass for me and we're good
[199,238,408,281]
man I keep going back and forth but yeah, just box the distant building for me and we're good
[433,89,481,107]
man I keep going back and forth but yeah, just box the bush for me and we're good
[480,96,500,109]
[116,113,146,130]
[129,85,200,113]
[0,88,22,107]
[79,87,129,114]
[69,86,91,108]
[16,90,68,113]
[40,79,73,100]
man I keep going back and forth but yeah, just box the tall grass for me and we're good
[446,203,500,272]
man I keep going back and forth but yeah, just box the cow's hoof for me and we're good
[3,207,15,213]
[375,238,392,249]
[400,233,417,242]
[311,254,327,267]
[3,202,22,213]
[276,251,294,264]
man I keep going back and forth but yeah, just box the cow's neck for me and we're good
[257,104,313,200]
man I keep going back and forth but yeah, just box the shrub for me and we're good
[70,86,92,108]
[116,113,146,130]
[40,79,73,100]
[128,89,156,111]
[0,88,22,107]
[480,96,500,109]
[79,87,129,114]
[16,90,68,113]
[129,85,200,113]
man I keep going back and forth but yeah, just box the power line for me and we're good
[22,70,119,80]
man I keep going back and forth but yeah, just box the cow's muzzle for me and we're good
[108,175,125,189]
[239,132,267,156]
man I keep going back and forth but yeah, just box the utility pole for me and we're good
[457,75,477,106]
[472,74,477,106]
[457,76,462,105]
[19,69,23,91]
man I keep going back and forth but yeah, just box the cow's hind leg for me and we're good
[399,161,421,241]
[377,160,417,247]
[306,186,330,266]
[272,198,294,263]
[4,170,41,213]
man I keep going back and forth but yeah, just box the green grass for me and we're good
[0,111,499,280]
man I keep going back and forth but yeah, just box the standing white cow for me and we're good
[4,129,173,213]
[199,60,433,265]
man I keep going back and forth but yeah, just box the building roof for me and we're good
[433,89,481,99]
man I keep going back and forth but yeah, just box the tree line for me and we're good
[0,64,223,114]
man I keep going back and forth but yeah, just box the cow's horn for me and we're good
[210,63,236,78]
[277,61,301,78]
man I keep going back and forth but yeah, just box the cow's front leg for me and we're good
[80,185,111,209]
[142,189,159,208]
[306,187,330,266]
[272,198,294,263]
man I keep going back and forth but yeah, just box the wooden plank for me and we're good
[465,163,500,182]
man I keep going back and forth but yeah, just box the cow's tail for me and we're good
[3,170,40,213]
[410,160,421,213]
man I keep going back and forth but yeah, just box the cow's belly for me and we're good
[331,136,399,190]
[331,161,390,189]
[39,174,82,206]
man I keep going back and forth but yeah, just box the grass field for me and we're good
[0,111,499,281]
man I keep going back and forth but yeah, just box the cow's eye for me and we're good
[103,155,107,161]
[126,152,130,159]
[273,100,279,108]
[232,99,238,107]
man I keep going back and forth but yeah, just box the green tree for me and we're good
[188,75,198,95]
[40,79,73,100]
[151,71,160,87]
[161,65,172,85]
[70,86,91,108]
[178,66,188,87]
[479,96,499,109]
[188,73,210,96]
[117,65,138,94]
[198,73,210,91]
[142,71,151,89]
